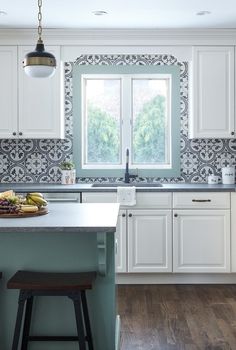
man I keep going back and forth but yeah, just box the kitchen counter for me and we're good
[0,202,119,233]
[0,203,119,350]
[0,182,235,192]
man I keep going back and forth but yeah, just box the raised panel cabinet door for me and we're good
[0,46,18,138]
[189,46,234,138]
[128,210,172,273]
[173,210,230,273]
[116,210,127,273]
[18,46,64,139]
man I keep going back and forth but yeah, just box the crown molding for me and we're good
[0,28,236,45]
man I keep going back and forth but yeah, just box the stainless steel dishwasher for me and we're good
[43,192,81,203]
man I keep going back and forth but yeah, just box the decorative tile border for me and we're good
[0,55,235,183]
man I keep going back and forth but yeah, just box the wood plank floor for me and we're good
[117,285,236,350]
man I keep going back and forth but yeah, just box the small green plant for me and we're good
[60,161,75,170]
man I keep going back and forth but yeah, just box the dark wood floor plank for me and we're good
[117,285,236,350]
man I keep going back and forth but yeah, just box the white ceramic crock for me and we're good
[222,166,235,185]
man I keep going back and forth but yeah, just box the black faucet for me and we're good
[124,148,137,183]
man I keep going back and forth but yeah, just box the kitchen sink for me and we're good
[91,183,163,187]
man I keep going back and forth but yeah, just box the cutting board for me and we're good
[0,207,48,218]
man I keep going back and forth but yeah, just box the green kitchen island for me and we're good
[0,202,119,350]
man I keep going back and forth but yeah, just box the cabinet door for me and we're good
[0,46,18,138]
[189,46,234,138]
[231,193,236,272]
[173,210,230,273]
[18,46,64,139]
[128,210,172,273]
[116,210,127,273]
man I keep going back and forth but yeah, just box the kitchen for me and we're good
[1,0,236,349]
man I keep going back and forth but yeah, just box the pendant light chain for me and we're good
[37,0,43,41]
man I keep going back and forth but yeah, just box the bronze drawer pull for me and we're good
[192,199,211,202]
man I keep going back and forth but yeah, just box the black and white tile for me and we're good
[0,55,236,183]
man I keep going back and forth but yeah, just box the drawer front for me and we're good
[82,192,116,203]
[135,193,171,208]
[173,192,230,209]
[82,192,172,208]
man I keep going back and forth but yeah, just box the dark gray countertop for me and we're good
[0,183,235,192]
[0,203,120,233]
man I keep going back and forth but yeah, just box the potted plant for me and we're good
[60,161,76,185]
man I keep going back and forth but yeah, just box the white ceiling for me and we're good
[0,0,236,29]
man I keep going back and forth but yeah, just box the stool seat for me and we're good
[7,270,96,291]
[8,270,96,350]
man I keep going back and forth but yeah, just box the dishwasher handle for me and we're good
[46,198,80,203]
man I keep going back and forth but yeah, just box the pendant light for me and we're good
[23,0,56,78]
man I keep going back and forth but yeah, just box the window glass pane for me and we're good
[85,79,121,164]
[132,79,169,164]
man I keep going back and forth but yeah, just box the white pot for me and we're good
[61,169,76,185]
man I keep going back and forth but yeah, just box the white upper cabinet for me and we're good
[189,46,235,139]
[18,46,64,139]
[0,47,18,138]
[0,45,64,139]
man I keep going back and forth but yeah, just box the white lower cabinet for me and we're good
[173,210,230,273]
[83,191,231,275]
[128,209,172,273]
[116,210,127,273]
[82,192,172,273]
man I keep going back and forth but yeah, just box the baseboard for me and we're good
[116,273,236,284]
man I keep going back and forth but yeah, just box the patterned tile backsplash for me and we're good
[0,54,236,184]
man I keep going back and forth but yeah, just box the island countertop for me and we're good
[0,203,120,233]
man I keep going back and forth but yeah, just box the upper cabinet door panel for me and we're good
[189,46,234,139]
[18,46,64,139]
[0,47,18,138]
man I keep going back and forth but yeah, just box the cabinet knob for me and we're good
[122,213,126,217]
[174,213,178,217]
[12,132,16,136]
[231,131,235,136]
[19,132,23,136]
[129,213,132,217]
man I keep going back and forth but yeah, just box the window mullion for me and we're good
[122,75,132,168]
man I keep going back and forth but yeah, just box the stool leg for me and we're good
[81,291,94,350]
[70,292,86,350]
[21,296,34,350]
[12,290,27,350]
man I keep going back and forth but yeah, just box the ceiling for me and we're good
[0,0,236,29]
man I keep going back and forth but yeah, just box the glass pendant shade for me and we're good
[23,41,56,78]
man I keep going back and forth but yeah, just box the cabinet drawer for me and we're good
[83,192,172,208]
[173,192,230,209]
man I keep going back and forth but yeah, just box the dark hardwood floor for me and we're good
[117,285,236,350]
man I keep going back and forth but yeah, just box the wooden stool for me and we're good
[7,270,96,350]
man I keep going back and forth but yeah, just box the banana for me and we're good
[28,192,44,198]
[26,194,48,207]
[29,196,47,206]
[26,197,37,205]
[20,205,39,213]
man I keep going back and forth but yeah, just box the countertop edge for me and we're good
[0,183,235,192]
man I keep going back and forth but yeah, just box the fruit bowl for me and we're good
[0,190,48,217]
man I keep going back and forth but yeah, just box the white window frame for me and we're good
[81,73,172,170]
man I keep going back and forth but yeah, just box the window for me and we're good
[73,65,180,178]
